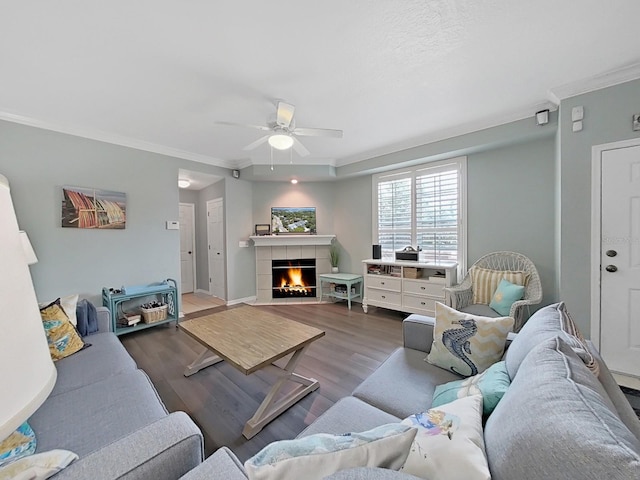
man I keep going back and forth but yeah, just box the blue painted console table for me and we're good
[102,278,179,336]
[318,273,364,310]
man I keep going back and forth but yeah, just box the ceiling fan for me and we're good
[218,101,343,157]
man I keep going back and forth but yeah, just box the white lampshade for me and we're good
[19,231,38,265]
[0,174,56,441]
[268,133,294,150]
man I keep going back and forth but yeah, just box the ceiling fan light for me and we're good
[268,134,294,150]
[178,179,191,188]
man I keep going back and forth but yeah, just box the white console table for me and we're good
[362,259,457,316]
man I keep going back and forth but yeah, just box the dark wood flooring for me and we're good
[120,302,405,462]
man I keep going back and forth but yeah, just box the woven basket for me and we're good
[141,304,168,324]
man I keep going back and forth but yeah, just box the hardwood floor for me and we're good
[120,302,405,462]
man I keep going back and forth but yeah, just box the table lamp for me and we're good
[0,174,56,441]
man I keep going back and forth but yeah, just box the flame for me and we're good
[279,267,310,293]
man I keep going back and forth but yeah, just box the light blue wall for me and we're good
[559,78,640,333]
[0,120,230,305]
[467,137,556,308]
[225,178,255,301]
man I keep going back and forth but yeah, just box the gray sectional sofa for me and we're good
[28,306,204,479]
[183,303,640,479]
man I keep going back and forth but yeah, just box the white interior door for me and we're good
[207,198,225,299]
[599,144,640,378]
[179,203,195,294]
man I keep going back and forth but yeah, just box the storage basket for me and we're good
[404,267,423,279]
[141,304,168,324]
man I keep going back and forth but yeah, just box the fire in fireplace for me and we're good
[272,259,316,298]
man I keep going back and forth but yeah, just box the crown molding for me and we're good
[548,62,640,103]
[335,100,558,167]
[0,110,235,169]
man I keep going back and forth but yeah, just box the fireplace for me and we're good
[272,259,316,298]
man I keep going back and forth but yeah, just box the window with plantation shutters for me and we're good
[373,157,466,268]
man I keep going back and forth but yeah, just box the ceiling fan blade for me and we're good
[276,102,295,128]
[293,127,343,138]
[291,137,310,157]
[242,135,270,151]
[216,121,272,132]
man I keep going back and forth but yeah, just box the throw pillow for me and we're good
[39,299,86,361]
[400,395,490,480]
[470,266,528,305]
[38,294,79,326]
[0,422,36,466]
[432,361,511,416]
[489,279,525,316]
[0,449,78,480]
[427,302,514,377]
[244,423,417,480]
[557,302,600,376]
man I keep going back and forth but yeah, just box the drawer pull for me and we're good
[420,286,425,290]
[421,302,426,305]
[381,281,385,285]
[381,295,386,299]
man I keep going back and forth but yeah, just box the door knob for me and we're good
[188,251,192,254]
[605,265,618,273]
[606,250,617,257]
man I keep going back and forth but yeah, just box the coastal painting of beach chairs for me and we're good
[62,186,126,229]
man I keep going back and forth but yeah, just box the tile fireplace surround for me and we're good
[250,235,335,304]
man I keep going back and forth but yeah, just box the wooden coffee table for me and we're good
[178,305,325,439]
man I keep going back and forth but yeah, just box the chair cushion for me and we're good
[470,266,528,305]
[489,279,525,316]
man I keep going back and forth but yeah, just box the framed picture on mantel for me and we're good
[271,207,316,234]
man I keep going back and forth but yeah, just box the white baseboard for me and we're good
[194,289,212,296]
[227,296,256,306]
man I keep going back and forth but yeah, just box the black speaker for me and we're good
[372,244,382,259]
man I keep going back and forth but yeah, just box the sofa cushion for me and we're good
[485,336,640,480]
[50,332,137,397]
[245,424,416,480]
[427,302,513,377]
[505,302,599,379]
[29,369,168,457]
[400,395,489,480]
[324,468,422,480]
[298,397,401,438]
[353,348,460,419]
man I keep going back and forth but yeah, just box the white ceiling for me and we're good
[1,1,640,170]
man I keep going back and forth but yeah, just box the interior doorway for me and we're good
[179,203,196,294]
[591,138,640,389]
[207,197,226,300]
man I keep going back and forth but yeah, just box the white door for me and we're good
[599,144,640,377]
[179,203,196,294]
[207,198,225,299]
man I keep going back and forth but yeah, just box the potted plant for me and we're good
[329,244,340,273]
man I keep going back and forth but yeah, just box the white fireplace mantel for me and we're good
[250,235,335,247]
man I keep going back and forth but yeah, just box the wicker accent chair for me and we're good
[444,251,542,332]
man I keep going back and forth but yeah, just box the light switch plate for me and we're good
[571,106,584,122]
[633,114,640,131]
[572,121,583,132]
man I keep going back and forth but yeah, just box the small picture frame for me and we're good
[255,224,271,236]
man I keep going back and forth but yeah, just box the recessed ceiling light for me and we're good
[268,134,294,150]
[178,179,191,188]
[291,179,298,184]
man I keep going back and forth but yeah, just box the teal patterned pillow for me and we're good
[489,279,525,316]
[0,422,36,466]
[432,361,511,415]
